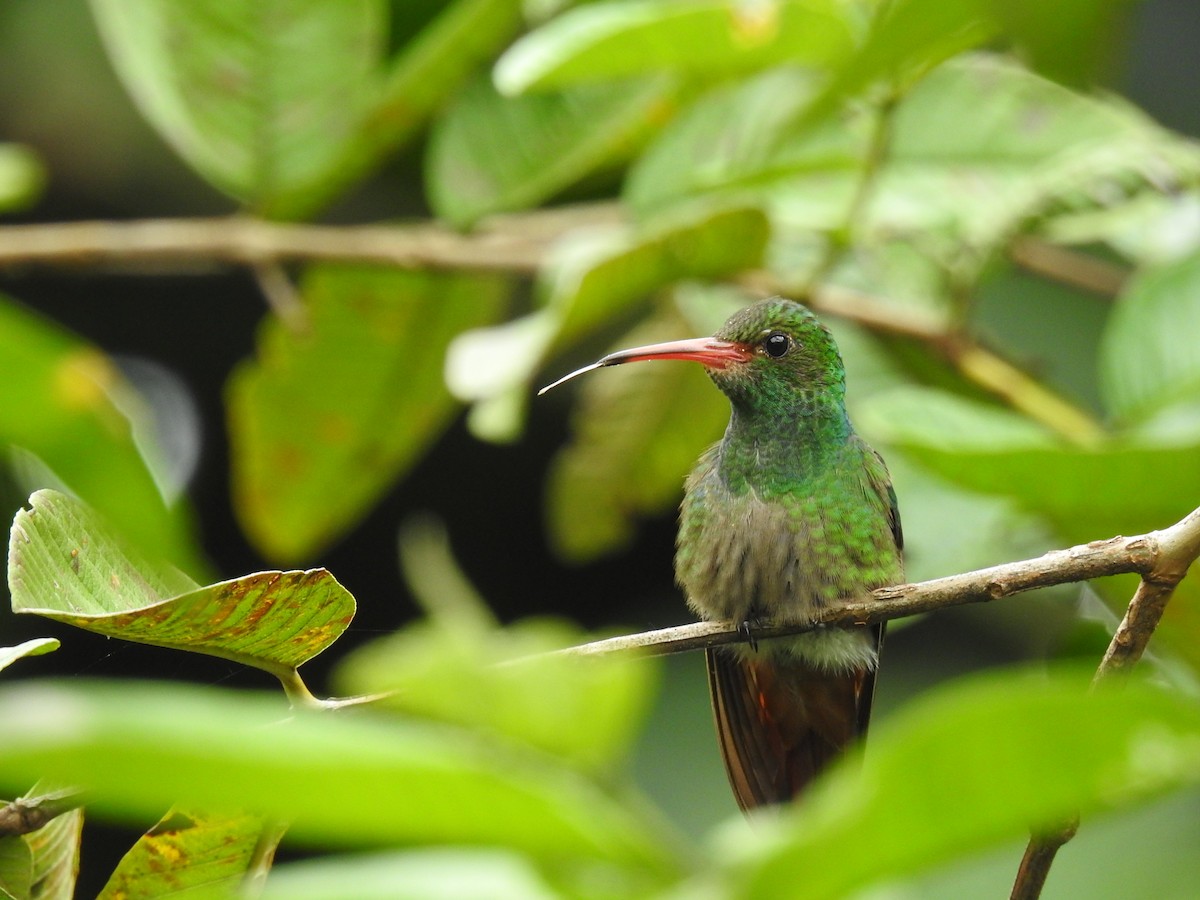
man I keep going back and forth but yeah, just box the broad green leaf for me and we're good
[24,804,83,900]
[228,267,510,562]
[0,681,684,882]
[986,0,1133,87]
[89,0,387,214]
[336,618,657,773]
[0,295,206,576]
[97,808,265,900]
[0,144,45,212]
[0,639,59,676]
[336,518,658,771]
[308,0,528,220]
[494,0,859,94]
[729,667,1200,900]
[628,55,1199,256]
[446,205,768,441]
[427,74,673,228]
[253,849,559,900]
[9,490,354,687]
[857,386,1200,538]
[624,66,866,218]
[545,303,729,560]
[0,837,32,900]
[1100,252,1200,425]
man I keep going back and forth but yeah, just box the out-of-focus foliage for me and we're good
[3,0,1200,897]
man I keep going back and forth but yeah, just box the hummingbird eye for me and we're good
[762,332,791,359]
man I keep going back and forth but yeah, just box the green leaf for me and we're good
[545,301,729,561]
[0,295,206,576]
[0,639,59,676]
[20,801,81,900]
[730,667,1200,900]
[1100,252,1200,425]
[228,267,510,562]
[857,386,1200,538]
[0,681,683,882]
[9,490,354,687]
[0,836,32,900]
[254,849,560,900]
[97,808,266,900]
[427,74,672,228]
[447,204,768,441]
[494,0,859,94]
[336,618,657,773]
[88,0,388,214]
[336,517,658,772]
[0,144,45,213]
[629,55,1198,255]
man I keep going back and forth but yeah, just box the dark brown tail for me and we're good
[705,625,883,811]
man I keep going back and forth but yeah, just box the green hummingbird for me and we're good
[541,297,903,810]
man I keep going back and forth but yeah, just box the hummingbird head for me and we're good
[708,297,847,417]
[538,297,846,419]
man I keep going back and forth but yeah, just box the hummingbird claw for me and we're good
[738,619,759,653]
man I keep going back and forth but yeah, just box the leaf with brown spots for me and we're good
[8,490,355,696]
[97,807,268,900]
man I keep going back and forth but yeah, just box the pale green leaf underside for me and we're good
[8,490,354,678]
[0,681,682,879]
[495,0,859,94]
[734,668,1200,900]
[0,638,60,676]
[88,0,385,212]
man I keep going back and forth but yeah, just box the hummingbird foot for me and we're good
[737,618,760,653]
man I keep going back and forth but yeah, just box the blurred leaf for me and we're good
[0,681,684,883]
[228,267,510,562]
[446,204,768,440]
[20,807,81,900]
[9,490,354,686]
[335,617,657,773]
[0,296,206,576]
[545,302,728,560]
[428,74,673,228]
[88,0,387,214]
[0,144,45,213]
[1100,251,1200,425]
[624,66,865,218]
[989,0,1133,87]
[252,849,559,900]
[858,386,1200,538]
[629,55,1199,256]
[494,0,859,94]
[97,808,265,900]
[320,0,527,220]
[0,837,32,900]
[336,518,659,772]
[0,639,59,676]
[730,667,1200,899]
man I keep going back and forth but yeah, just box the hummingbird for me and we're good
[541,297,903,810]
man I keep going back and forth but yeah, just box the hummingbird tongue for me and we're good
[538,337,750,395]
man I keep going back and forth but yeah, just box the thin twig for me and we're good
[1009,505,1200,899]
[1009,236,1129,297]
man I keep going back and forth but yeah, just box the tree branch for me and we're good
[0,204,622,275]
[1009,505,1200,899]
[553,515,1195,658]
[0,788,84,837]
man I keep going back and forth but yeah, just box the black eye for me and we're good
[762,332,790,358]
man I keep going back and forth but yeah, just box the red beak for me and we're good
[539,337,752,395]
